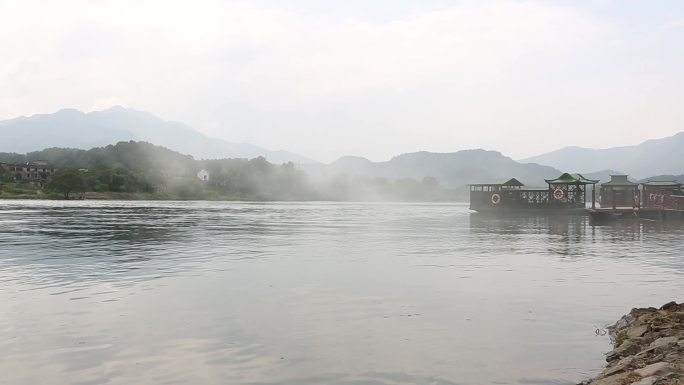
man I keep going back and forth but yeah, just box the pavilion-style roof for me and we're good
[502,178,524,187]
[642,180,683,187]
[545,173,599,185]
[469,178,525,187]
[602,175,638,187]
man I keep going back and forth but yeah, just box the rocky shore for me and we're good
[580,302,684,385]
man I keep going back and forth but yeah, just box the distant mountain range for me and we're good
[302,132,684,188]
[0,107,317,164]
[303,150,563,188]
[521,132,684,179]
[3,107,683,187]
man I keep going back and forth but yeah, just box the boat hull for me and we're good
[471,207,589,215]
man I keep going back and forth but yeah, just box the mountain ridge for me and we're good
[0,107,318,164]
[304,149,564,188]
[521,132,684,178]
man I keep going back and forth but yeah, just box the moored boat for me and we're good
[588,177,684,222]
[469,173,598,214]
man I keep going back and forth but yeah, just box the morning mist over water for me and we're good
[2,1,684,384]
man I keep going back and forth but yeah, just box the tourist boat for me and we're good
[469,173,599,214]
[588,177,684,222]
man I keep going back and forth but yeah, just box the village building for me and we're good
[0,160,58,186]
[196,169,210,182]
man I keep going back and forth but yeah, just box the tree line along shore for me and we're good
[0,141,462,201]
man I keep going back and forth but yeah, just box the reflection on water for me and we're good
[469,213,684,269]
[1,201,683,385]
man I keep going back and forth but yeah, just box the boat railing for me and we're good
[646,193,684,211]
[518,189,551,205]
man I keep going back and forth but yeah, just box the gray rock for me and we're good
[602,356,634,377]
[654,373,684,384]
[649,336,679,349]
[665,351,681,362]
[632,376,658,385]
[611,339,642,358]
[633,361,673,377]
[615,315,635,331]
[588,372,631,385]
[627,325,649,339]
[605,351,620,362]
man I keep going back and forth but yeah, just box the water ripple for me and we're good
[1,200,683,385]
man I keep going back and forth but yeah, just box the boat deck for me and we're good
[588,206,684,221]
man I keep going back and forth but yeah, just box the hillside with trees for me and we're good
[0,141,459,201]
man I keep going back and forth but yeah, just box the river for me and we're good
[1,201,683,385]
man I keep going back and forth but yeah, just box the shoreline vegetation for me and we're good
[0,141,465,202]
[580,302,684,385]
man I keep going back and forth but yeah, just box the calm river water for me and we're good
[1,201,683,385]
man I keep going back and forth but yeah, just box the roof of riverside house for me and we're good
[545,173,599,185]
[601,175,638,187]
[642,180,683,187]
[0,163,26,168]
[469,178,525,187]
[1,162,57,171]
[27,160,53,166]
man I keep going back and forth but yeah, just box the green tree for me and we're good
[48,168,87,199]
[0,168,11,183]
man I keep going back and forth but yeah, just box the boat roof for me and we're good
[601,175,638,187]
[469,178,525,187]
[545,173,599,185]
[642,180,682,187]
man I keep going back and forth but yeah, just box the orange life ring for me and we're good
[553,188,564,200]
[491,193,501,204]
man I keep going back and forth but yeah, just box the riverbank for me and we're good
[0,190,156,200]
[580,302,684,385]
[0,189,261,201]
[0,187,60,199]
[0,189,463,202]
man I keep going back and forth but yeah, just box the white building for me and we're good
[197,169,210,182]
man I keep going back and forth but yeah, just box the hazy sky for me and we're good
[2,1,683,162]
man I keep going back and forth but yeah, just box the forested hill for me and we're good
[0,141,461,201]
[0,141,310,200]
[3,141,195,176]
